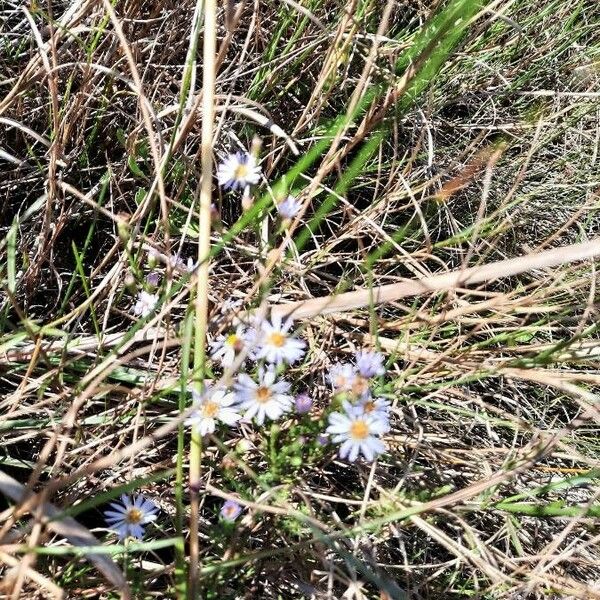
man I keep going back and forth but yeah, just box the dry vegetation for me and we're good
[1,0,600,598]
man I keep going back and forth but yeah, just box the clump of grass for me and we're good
[1,0,600,598]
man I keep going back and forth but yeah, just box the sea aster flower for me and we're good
[132,290,159,317]
[276,195,302,219]
[104,494,158,539]
[171,253,195,273]
[220,499,242,522]
[210,326,253,368]
[234,368,293,425]
[355,350,386,378]
[359,395,391,421]
[326,401,388,462]
[217,151,261,191]
[185,387,242,436]
[327,363,357,392]
[255,314,306,365]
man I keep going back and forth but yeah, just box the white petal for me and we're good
[265,402,283,420]
[140,499,157,514]
[244,403,259,421]
[326,423,350,434]
[368,437,386,455]
[328,412,350,425]
[348,442,360,462]
[218,392,237,407]
[338,439,354,459]
[130,524,145,539]
[360,441,374,462]
[254,407,266,425]
[115,524,129,539]
[369,418,390,435]
[199,419,215,436]
[218,408,241,425]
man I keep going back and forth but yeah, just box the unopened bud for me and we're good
[236,438,253,454]
[316,434,329,447]
[147,248,160,269]
[249,135,262,159]
[124,273,137,293]
[116,213,130,244]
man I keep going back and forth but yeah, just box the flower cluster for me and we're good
[206,319,393,464]
[186,315,306,436]
[130,249,197,318]
[326,350,391,462]
[108,152,395,542]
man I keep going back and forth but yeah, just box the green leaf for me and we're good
[128,153,145,178]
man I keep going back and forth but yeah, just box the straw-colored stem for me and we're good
[189,0,217,596]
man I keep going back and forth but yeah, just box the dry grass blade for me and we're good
[0,550,64,599]
[273,238,600,319]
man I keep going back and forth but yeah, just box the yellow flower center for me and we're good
[234,164,249,180]
[256,387,271,403]
[349,420,369,440]
[268,332,286,348]
[352,376,369,396]
[201,401,219,418]
[362,400,375,413]
[226,333,243,351]
[333,375,348,389]
[125,508,143,525]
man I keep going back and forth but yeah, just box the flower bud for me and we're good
[146,271,160,288]
[116,213,131,245]
[124,273,137,293]
[294,393,313,415]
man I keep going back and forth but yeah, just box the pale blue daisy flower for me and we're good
[220,499,242,522]
[104,494,158,539]
[185,387,242,436]
[217,151,261,191]
[327,363,357,392]
[328,362,371,398]
[255,314,306,365]
[359,395,391,421]
[326,401,388,462]
[234,368,293,425]
[355,350,386,378]
[171,253,195,273]
[276,195,302,219]
[133,291,159,317]
[210,325,254,368]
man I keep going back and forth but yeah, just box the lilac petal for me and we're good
[348,443,360,462]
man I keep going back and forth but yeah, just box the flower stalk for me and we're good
[189,0,217,595]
